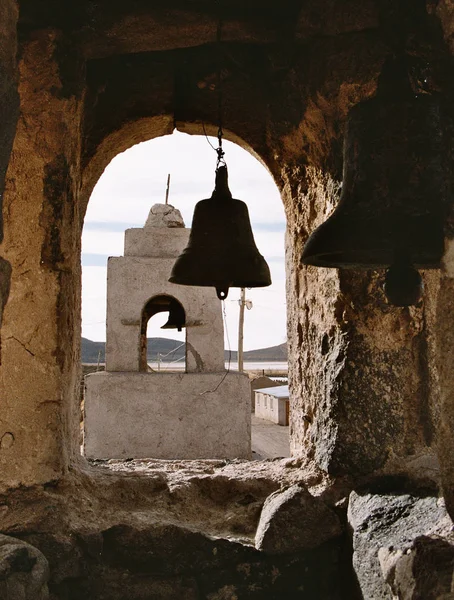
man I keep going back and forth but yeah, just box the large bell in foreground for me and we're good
[169,165,271,300]
[301,56,445,304]
[161,299,186,332]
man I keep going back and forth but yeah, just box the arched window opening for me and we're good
[82,130,289,461]
[140,295,186,372]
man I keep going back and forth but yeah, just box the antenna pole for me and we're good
[165,173,171,205]
[238,288,245,373]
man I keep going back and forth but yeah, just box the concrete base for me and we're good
[84,371,251,460]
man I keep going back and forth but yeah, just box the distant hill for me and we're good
[82,337,287,363]
[81,337,185,363]
[243,343,287,361]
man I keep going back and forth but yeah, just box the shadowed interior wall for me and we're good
[0,0,19,330]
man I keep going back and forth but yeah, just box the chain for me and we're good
[215,1,225,170]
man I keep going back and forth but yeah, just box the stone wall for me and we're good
[0,30,84,489]
[0,0,18,331]
[284,166,440,479]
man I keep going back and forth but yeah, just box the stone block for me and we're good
[124,226,189,258]
[0,534,49,599]
[84,371,251,459]
[348,491,452,599]
[255,483,342,554]
[380,535,454,600]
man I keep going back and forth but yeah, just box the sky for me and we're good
[81,131,287,351]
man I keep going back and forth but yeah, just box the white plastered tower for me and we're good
[84,204,251,460]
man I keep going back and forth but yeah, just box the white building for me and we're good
[254,385,289,425]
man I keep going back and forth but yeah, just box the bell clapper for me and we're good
[216,287,229,300]
[384,262,423,307]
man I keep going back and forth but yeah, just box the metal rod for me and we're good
[165,173,171,205]
[238,288,245,373]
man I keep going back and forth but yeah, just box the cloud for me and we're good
[82,231,124,255]
[83,222,141,232]
[82,253,110,267]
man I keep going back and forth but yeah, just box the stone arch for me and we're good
[1,16,442,495]
[139,294,186,372]
[80,116,282,222]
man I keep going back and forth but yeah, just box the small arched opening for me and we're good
[140,295,186,372]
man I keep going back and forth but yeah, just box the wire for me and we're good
[202,122,218,152]
[200,300,231,394]
[158,341,186,359]
[162,354,185,366]
[224,300,232,371]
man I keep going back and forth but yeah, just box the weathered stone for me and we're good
[295,0,378,38]
[11,513,344,600]
[435,263,454,521]
[0,0,18,335]
[0,534,49,599]
[0,256,11,321]
[0,0,19,245]
[144,203,185,228]
[348,491,452,600]
[380,535,454,600]
[0,31,84,490]
[255,483,342,554]
[286,164,441,478]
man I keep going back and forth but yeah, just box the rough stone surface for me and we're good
[0,30,83,490]
[0,463,343,599]
[285,167,440,478]
[0,534,49,599]
[380,534,454,600]
[435,235,454,521]
[0,256,12,325]
[348,491,452,600]
[84,371,251,460]
[23,524,343,600]
[144,203,185,228]
[255,483,342,554]
[0,0,18,331]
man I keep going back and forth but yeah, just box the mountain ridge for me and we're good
[81,337,287,363]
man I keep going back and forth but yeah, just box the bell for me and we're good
[301,56,445,306]
[169,165,271,300]
[161,299,186,332]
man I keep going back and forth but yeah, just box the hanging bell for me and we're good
[301,56,445,306]
[169,165,271,300]
[161,299,186,332]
